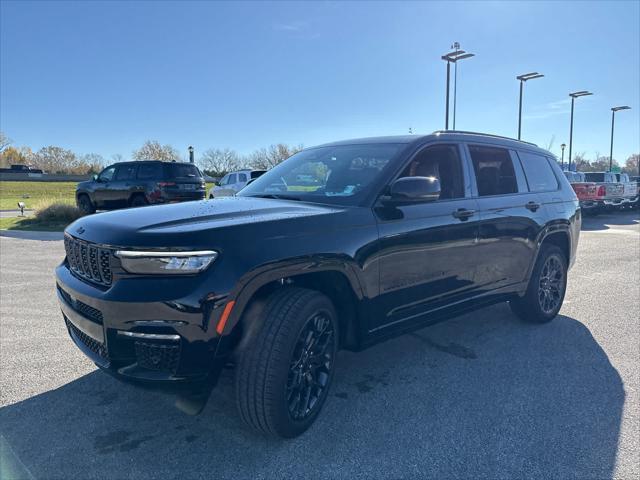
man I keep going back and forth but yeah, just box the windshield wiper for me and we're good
[247,194,302,201]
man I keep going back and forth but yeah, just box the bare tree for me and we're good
[0,132,11,152]
[32,146,80,174]
[623,154,639,175]
[132,140,182,162]
[199,148,241,176]
[248,144,303,170]
[79,153,106,174]
[111,153,124,163]
[0,146,33,168]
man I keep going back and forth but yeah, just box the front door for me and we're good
[109,164,138,207]
[372,143,480,331]
[93,166,116,208]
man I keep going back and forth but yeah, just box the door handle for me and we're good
[525,201,541,212]
[452,208,475,221]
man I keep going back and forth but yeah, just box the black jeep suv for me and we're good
[56,131,580,438]
[76,160,205,214]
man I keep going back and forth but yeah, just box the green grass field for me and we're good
[0,181,77,210]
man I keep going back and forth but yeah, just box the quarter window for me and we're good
[399,144,464,199]
[469,146,518,196]
[137,163,162,179]
[517,151,559,192]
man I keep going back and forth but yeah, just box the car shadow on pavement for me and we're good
[0,305,625,479]
[581,210,639,231]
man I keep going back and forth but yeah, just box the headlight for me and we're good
[115,250,218,275]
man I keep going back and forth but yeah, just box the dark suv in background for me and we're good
[76,160,205,214]
[57,131,580,438]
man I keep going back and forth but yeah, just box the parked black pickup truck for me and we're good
[75,160,205,214]
[56,131,580,437]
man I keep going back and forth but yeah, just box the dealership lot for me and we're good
[1,211,638,479]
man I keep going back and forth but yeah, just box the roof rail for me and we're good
[431,130,538,147]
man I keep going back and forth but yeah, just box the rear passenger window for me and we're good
[469,146,518,196]
[137,163,162,179]
[517,151,559,192]
[115,164,137,180]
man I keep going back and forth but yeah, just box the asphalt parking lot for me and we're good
[1,211,638,480]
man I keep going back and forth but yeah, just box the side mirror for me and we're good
[384,176,441,204]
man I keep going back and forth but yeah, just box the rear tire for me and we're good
[130,194,148,207]
[77,194,95,215]
[234,287,338,438]
[510,244,567,323]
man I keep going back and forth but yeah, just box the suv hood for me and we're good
[67,197,344,248]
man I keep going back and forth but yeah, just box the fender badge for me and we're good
[76,227,85,235]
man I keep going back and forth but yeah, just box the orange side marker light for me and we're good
[216,301,235,335]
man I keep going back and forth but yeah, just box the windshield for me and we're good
[238,143,403,205]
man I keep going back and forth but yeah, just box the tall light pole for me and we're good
[516,72,544,140]
[609,106,631,172]
[568,91,593,171]
[188,145,194,163]
[441,47,475,130]
[560,143,566,169]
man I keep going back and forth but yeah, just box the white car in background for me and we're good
[208,169,267,198]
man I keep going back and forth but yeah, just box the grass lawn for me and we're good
[0,181,77,210]
[0,216,68,232]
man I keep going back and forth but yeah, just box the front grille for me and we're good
[64,235,113,286]
[57,285,103,324]
[135,341,180,373]
[65,317,108,360]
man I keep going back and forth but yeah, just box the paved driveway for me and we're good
[1,211,638,479]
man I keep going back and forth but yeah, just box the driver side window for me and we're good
[99,166,116,182]
[399,145,465,200]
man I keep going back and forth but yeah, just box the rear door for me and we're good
[373,143,480,331]
[467,144,545,292]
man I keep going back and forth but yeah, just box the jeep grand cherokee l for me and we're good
[76,160,206,214]
[56,131,580,438]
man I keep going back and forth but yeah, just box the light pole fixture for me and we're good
[560,143,566,169]
[188,145,194,163]
[441,47,475,130]
[516,72,544,140]
[609,106,631,172]
[568,91,593,171]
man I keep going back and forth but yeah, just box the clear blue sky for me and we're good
[1,1,639,164]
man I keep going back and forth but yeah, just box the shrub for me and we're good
[33,200,83,224]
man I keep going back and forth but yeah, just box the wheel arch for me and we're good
[222,261,367,355]
[528,222,572,280]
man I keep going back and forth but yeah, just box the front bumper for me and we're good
[56,263,229,388]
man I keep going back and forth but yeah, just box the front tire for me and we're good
[235,288,338,438]
[510,244,567,323]
[77,194,95,215]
